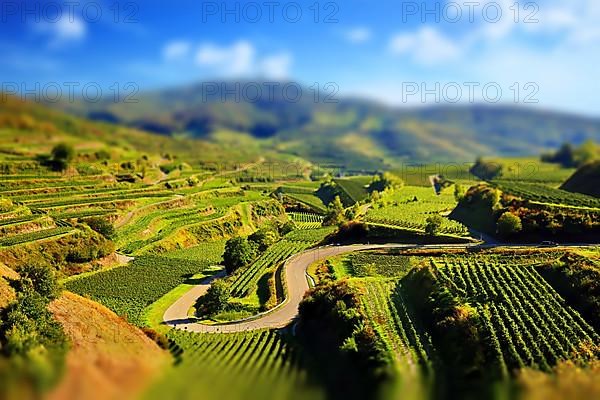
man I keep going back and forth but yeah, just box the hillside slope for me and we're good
[561,161,600,197]
[48,292,169,400]
[0,262,17,308]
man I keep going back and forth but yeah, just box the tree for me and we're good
[195,279,230,317]
[249,228,279,252]
[15,264,60,300]
[323,195,346,226]
[223,237,257,274]
[470,158,502,180]
[454,184,466,202]
[425,215,444,235]
[84,217,115,239]
[279,220,296,235]
[368,172,403,193]
[50,143,75,171]
[496,212,522,236]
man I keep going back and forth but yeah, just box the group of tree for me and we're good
[195,279,231,317]
[297,280,394,400]
[542,140,599,168]
[222,222,292,275]
[469,158,503,180]
[83,217,115,239]
[367,172,403,193]
[459,184,599,240]
[0,264,68,396]
[49,143,76,171]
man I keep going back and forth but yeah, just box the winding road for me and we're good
[162,243,479,333]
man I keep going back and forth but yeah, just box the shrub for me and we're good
[223,237,257,274]
[496,212,523,236]
[83,217,115,239]
[425,215,444,235]
[50,143,75,171]
[195,279,230,317]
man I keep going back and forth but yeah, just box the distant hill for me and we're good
[561,161,600,198]
[56,80,600,170]
[0,95,260,166]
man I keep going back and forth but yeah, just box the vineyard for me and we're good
[492,180,600,209]
[346,253,414,278]
[230,227,334,298]
[149,329,320,400]
[0,226,73,247]
[362,280,435,389]
[288,212,323,229]
[282,192,328,213]
[230,240,308,297]
[366,186,469,236]
[431,258,600,374]
[333,178,369,203]
[66,242,224,325]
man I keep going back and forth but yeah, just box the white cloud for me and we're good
[34,16,86,48]
[345,27,371,44]
[389,27,461,65]
[163,41,191,61]
[260,53,292,79]
[193,40,292,78]
[195,40,255,76]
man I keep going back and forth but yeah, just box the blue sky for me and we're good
[1,0,599,115]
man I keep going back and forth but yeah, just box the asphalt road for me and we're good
[162,243,478,333]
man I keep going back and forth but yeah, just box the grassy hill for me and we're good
[56,81,600,170]
[48,292,169,400]
[561,161,600,198]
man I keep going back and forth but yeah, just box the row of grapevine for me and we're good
[66,248,223,325]
[152,329,317,400]
[230,240,308,297]
[0,226,73,247]
[362,280,434,376]
[492,180,600,209]
[431,258,599,373]
[288,212,323,229]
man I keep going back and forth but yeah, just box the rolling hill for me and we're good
[56,81,600,170]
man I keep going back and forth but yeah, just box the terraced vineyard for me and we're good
[366,186,469,236]
[333,178,369,203]
[230,227,334,298]
[282,192,328,213]
[150,329,319,400]
[66,243,225,325]
[347,253,413,277]
[0,226,73,247]
[288,212,323,229]
[230,240,308,297]
[432,258,599,374]
[362,280,434,375]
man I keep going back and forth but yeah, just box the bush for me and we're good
[425,215,444,235]
[50,143,75,171]
[496,212,522,236]
[0,198,13,213]
[15,264,60,301]
[223,237,257,274]
[83,217,115,239]
[195,279,231,317]
[249,228,279,252]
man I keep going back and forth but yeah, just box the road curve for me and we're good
[163,243,475,333]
